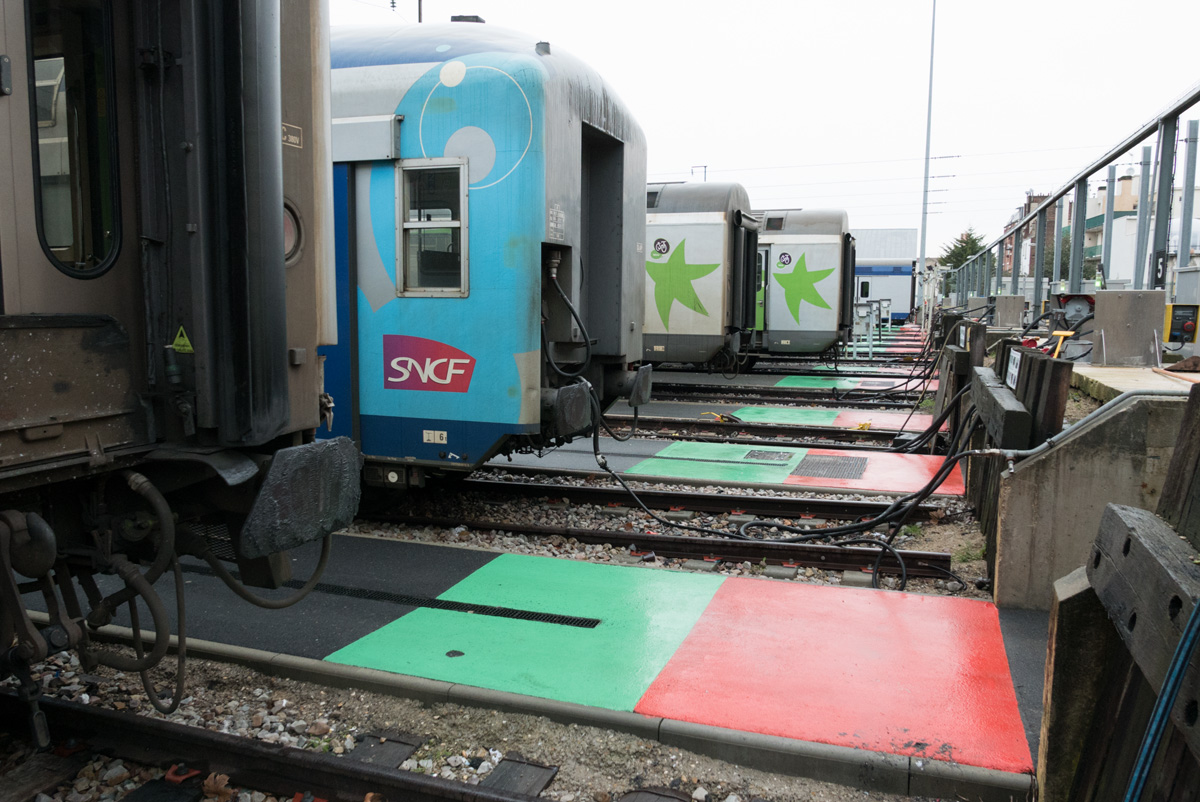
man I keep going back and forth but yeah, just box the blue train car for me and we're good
[321,22,649,488]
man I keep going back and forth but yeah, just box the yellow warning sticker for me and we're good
[172,326,194,354]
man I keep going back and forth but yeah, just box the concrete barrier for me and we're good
[992,394,1187,609]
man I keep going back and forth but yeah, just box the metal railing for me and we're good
[946,79,1200,311]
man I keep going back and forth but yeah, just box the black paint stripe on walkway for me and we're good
[182,563,601,629]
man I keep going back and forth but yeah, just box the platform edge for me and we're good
[658,719,910,794]
[908,757,1034,802]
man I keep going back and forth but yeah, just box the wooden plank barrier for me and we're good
[1038,384,1200,801]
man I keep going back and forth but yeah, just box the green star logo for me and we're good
[646,239,719,330]
[773,253,834,323]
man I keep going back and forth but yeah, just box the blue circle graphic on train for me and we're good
[417,61,533,189]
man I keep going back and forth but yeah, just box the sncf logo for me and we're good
[382,335,475,393]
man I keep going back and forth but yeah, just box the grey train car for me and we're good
[642,182,759,370]
[1,0,358,738]
[754,209,856,353]
[320,22,650,488]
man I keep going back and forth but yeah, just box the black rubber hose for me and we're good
[198,533,332,609]
[837,537,908,591]
[888,383,971,453]
[95,472,177,615]
[543,273,592,378]
[89,555,171,673]
[1019,311,1054,339]
[588,383,637,443]
[131,557,187,714]
[1070,314,1094,337]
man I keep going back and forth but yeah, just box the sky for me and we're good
[329,0,1200,260]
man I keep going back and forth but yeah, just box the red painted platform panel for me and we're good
[635,578,1033,773]
[783,448,965,496]
[831,410,945,433]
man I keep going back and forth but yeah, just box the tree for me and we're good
[1042,232,1097,281]
[938,228,988,293]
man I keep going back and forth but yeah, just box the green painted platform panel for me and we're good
[731,407,842,426]
[773,376,859,389]
[324,554,723,711]
[626,441,807,485]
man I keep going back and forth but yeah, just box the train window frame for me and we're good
[395,157,469,298]
[25,0,123,279]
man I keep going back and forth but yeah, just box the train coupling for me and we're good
[605,363,653,408]
[238,437,362,559]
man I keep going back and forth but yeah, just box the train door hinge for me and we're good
[1,55,12,96]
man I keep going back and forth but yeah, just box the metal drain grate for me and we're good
[744,449,793,461]
[181,564,601,628]
[790,454,869,480]
[193,522,237,561]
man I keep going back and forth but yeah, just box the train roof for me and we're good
[646,182,752,216]
[330,23,643,146]
[756,209,850,235]
[332,23,542,68]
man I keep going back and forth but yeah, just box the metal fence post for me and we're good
[1101,164,1116,286]
[1011,227,1022,295]
[1053,197,1064,288]
[995,242,1004,295]
[1034,207,1047,315]
[1135,145,1153,289]
[1151,117,1179,288]
[1179,120,1198,272]
[1069,179,1087,293]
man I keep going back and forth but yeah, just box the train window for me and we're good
[34,59,64,128]
[398,159,468,295]
[765,216,783,231]
[860,281,870,297]
[28,0,121,277]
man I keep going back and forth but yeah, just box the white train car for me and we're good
[642,182,759,367]
[755,209,855,353]
[852,228,918,323]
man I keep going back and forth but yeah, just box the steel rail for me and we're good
[649,388,917,409]
[620,420,898,447]
[452,477,939,520]
[362,513,952,577]
[0,692,537,802]
[732,366,928,378]
[710,366,932,379]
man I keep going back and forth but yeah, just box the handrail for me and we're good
[946,78,1200,275]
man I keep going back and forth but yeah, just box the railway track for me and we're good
[357,509,952,578]
[648,387,918,409]
[442,477,938,520]
[686,364,935,380]
[752,354,927,367]
[606,417,901,447]
[0,693,548,802]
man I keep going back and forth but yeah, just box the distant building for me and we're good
[1001,192,1057,276]
[1006,174,1200,286]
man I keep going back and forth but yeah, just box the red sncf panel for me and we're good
[382,335,475,393]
